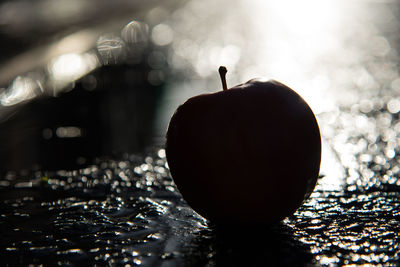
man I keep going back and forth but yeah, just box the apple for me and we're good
[166,66,321,225]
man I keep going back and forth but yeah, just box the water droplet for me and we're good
[121,21,149,44]
[97,35,125,65]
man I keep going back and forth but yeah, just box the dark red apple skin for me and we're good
[166,79,321,225]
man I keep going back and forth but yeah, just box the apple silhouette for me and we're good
[166,66,321,225]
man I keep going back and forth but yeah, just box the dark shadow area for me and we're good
[185,222,313,266]
[0,63,163,172]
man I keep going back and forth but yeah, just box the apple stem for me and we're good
[219,66,228,91]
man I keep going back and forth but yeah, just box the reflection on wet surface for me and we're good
[1,147,400,265]
[1,0,400,265]
[0,150,204,265]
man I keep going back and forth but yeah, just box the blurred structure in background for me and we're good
[0,0,183,172]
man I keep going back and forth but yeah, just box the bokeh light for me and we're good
[151,24,174,46]
[0,76,41,106]
[50,53,97,82]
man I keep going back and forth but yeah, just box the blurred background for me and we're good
[0,0,181,171]
[0,0,398,174]
[1,0,400,265]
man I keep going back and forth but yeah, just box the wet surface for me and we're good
[0,145,400,266]
[1,0,400,266]
[1,142,400,266]
[0,149,205,266]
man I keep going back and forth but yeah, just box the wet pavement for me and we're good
[1,0,400,266]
